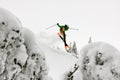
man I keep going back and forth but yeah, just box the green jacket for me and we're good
[57,23,69,31]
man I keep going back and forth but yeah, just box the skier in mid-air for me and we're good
[57,23,70,50]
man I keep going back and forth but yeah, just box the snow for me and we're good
[37,30,78,80]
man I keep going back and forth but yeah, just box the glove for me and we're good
[57,23,59,25]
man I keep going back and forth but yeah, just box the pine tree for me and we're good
[71,41,78,55]
[88,37,92,44]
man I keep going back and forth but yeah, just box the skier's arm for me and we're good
[57,23,62,28]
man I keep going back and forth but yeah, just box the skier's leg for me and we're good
[58,28,69,50]
[63,31,69,49]
[63,31,67,46]
[58,28,65,41]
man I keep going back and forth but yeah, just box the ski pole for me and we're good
[46,24,57,30]
[69,28,79,31]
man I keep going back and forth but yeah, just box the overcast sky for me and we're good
[0,0,120,49]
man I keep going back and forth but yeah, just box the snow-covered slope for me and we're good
[70,42,120,80]
[37,31,78,80]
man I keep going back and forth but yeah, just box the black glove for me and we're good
[57,23,59,25]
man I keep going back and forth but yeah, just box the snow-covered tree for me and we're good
[88,37,92,43]
[0,8,51,80]
[67,41,78,58]
[63,64,79,80]
[69,42,120,80]
[72,41,78,55]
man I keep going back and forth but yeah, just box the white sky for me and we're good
[0,0,120,49]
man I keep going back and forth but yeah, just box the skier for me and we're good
[57,23,70,50]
